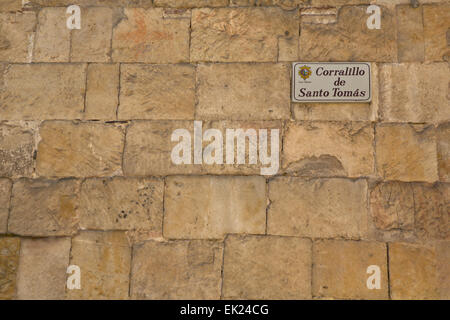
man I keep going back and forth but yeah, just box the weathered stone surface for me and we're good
[413,183,449,241]
[0,0,22,11]
[67,231,131,299]
[223,235,311,299]
[268,177,368,239]
[28,0,152,6]
[370,182,414,231]
[0,12,35,62]
[423,4,450,62]
[313,240,388,299]
[380,63,450,123]
[119,64,195,120]
[396,5,424,62]
[390,242,449,299]
[155,0,228,7]
[0,179,11,233]
[34,8,70,62]
[123,121,200,176]
[0,64,86,120]
[112,8,190,63]
[36,121,124,177]
[80,177,163,237]
[8,179,80,236]
[85,64,119,120]
[310,0,370,5]
[164,176,266,239]
[71,7,113,62]
[197,64,290,120]
[299,6,396,62]
[375,124,438,182]
[131,240,223,299]
[231,0,308,8]
[17,238,70,300]
[0,123,34,177]
[437,123,450,182]
[283,122,374,177]
[0,237,20,299]
[191,8,298,62]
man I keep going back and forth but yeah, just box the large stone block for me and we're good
[16,238,71,300]
[0,0,22,11]
[299,6,396,62]
[131,240,223,299]
[112,8,190,63]
[155,0,228,7]
[119,64,195,120]
[0,12,35,62]
[375,124,438,182]
[196,63,290,120]
[380,63,450,123]
[79,177,163,237]
[423,4,450,62]
[0,237,20,299]
[0,179,11,233]
[8,179,80,236]
[164,176,266,239]
[313,240,388,299]
[396,5,424,62]
[36,121,124,177]
[71,7,113,62]
[33,8,70,62]
[0,64,86,120]
[191,8,298,62]
[223,235,311,299]
[0,123,34,177]
[389,242,449,299]
[268,177,368,239]
[283,122,374,177]
[85,64,119,120]
[67,231,131,299]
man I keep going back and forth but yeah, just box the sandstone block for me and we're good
[112,8,190,63]
[196,63,290,120]
[131,240,223,299]
[164,176,266,239]
[369,182,414,231]
[223,235,311,299]
[0,179,11,233]
[191,8,298,62]
[0,123,34,177]
[396,5,424,62]
[231,0,308,8]
[0,12,35,62]
[268,177,368,239]
[423,4,450,62]
[437,123,450,182]
[0,238,20,299]
[67,231,131,299]
[79,177,163,237]
[17,238,71,300]
[71,7,113,62]
[36,121,124,177]
[34,8,70,62]
[380,63,450,123]
[389,242,449,299]
[28,0,152,6]
[375,124,438,182]
[85,64,119,120]
[0,0,22,11]
[412,183,449,241]
[283,122,374,177]
[313,240,388,299]
[119,64,195,120]
[8,179,80,236]
[299,6,396,62]
[0,64,86,120]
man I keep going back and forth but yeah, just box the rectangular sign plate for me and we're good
[292,62,371,103]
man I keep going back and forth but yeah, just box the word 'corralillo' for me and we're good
[171,121,279,175]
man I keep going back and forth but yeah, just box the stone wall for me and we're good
[0,0,449,300]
